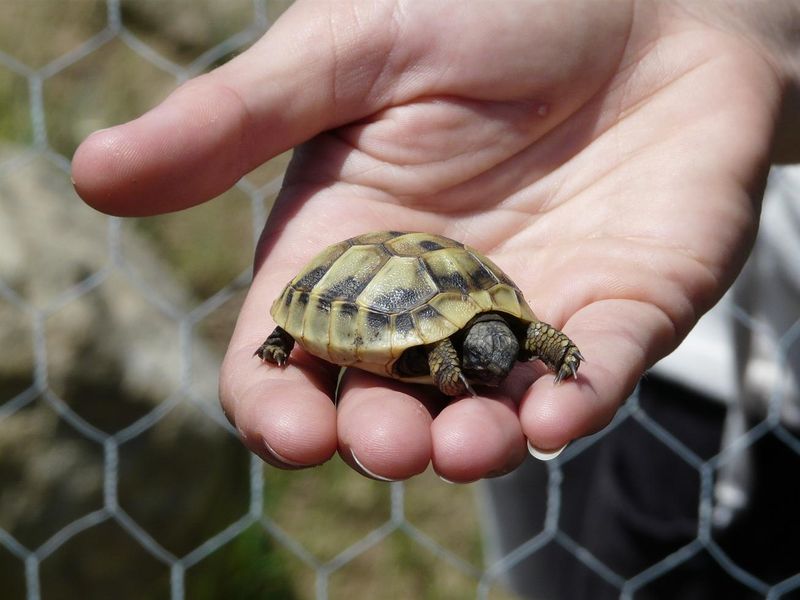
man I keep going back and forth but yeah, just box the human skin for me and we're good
[72,0,797,482]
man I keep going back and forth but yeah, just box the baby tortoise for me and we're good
[256,231,583,396]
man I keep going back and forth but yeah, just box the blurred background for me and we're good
[0,1,508,598]
[2,2,799,600]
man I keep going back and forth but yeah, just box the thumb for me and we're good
[71,1,397,216]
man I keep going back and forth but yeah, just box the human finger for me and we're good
[336,369,439,481]
[71,1,397,216]
[518,299,673,453]
[219,255,342,468]
[429,366,532,483]
[221,345,340,469]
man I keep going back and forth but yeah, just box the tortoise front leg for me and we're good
[427,338,476,397]
[255,326,295,366]
[524,321,584,383]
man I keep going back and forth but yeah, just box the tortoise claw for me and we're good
[255,343,288,366]
[459,373,477,398]
[553,347,583,384]
[256,326,294,367]
[273,350,288,366]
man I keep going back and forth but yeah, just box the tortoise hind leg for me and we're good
[524,322,584,383]
[428,338,475,397]
[255,326,295,366]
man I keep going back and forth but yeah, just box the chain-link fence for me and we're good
[1,1,798,599]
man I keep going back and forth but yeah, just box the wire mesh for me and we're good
[0,1,798,599]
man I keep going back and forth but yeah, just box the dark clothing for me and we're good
[482,377,800,600]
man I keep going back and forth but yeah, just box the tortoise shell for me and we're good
[270,231,537,382]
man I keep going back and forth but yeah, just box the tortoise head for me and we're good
[461,315,519,387]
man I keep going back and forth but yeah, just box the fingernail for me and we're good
[435,472,477,485]
[350,448,399,482]
[527,440,568,461]
[264,439,312,468]
[486,466,515,478]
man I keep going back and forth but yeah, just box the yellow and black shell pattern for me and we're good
[270,231,537,382]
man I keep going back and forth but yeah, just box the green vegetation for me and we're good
[0,2,521,598]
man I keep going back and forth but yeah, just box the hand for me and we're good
[72,1,786,482]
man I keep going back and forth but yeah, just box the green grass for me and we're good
[0,2,522,598]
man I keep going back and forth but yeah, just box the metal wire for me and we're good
[1,1,798,598]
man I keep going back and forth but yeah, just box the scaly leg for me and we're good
[255,326,295,366]
[427,338,475,397]
[524,321,584,383]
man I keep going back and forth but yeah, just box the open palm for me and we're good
[73,1,782,482]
